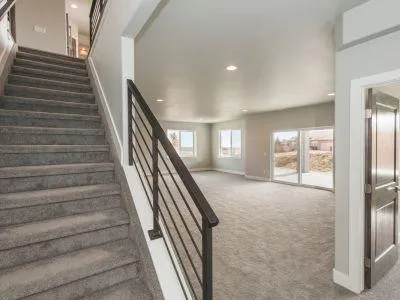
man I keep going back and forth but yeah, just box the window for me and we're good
[167,130,196,157]
[219,130,242,158]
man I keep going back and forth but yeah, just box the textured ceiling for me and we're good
[135,0,368,123]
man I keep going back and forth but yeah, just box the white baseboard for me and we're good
[333,269,363,294]
[245,175,267,181]
[190,168,213,172]
[87,57,123,161]
[213,168,245,176]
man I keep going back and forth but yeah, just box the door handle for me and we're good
[387,186,400,192]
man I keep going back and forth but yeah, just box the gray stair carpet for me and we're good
[0,46,152,299]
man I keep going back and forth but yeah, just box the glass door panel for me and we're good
[300,129,334,189]
[273,131,299,184]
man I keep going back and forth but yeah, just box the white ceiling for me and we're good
[66,0,91,36]
[135,0,368,123]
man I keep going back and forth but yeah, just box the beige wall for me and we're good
[15,0,66,55]
[245,102,335,179]
[211,119,246,174]
[160,121,212,170]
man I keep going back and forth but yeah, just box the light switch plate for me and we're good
[34,25,46,34]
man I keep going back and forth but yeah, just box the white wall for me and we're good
[335,0,400,293]
[341,0,400,45]
[15,0,66,54]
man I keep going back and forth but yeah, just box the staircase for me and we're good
[0,47,152,299]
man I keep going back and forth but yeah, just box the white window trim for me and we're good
[219,129,242,159]
[167,129,197,158]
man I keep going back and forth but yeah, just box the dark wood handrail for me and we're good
[127,79,219,228]
[0,0,17,20]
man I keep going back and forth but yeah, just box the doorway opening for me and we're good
[271,127,334,190]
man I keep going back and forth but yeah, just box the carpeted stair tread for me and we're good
[11,65,90,84]
[8,74,92,93]
[14,58,88,76]
[0,239,138,299]
[81,279,152,300]
[19,46,86,63]
[0,184,120,209]
[0,109,100,122]
[5,84,94,101]
[1,96,97,110]
[0,162,114,179]
[0,226,130,271]
[0,208,129,250]
[0,125,104,135]
[0,145,109,154]
[16,51,86,69]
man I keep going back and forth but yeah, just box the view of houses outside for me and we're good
[273,129,334,189]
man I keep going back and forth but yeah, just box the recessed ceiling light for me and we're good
[226,65,238,71]
[242,109,248,113]
[156,99,165,102]
[328,92,335,96]
[71,4,78,9]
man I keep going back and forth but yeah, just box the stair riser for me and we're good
[0,133,106,145]
[0,196,121,226]
[5,86,95,103]
[19,47,85,64]
[8,77,92,93]
[0,151,110,167]
[0,171,115,193]
[0,115,102,129]
[16,53,86,70]
[1,101,98,115]
[12,67,90,84]
[14,59,87,76]
[0,226,129,270]
[24,263,138,300]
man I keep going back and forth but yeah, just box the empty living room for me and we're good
[0,0,400,299]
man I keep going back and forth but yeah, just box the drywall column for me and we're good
[15,0,66,54]
[334,0,400,293]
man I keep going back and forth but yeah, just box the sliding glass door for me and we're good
[272,127,334,190]
[272,131,299,184]
[300,129,334,189]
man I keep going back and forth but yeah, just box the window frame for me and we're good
[167,129,197,158]
[219,129,242,159]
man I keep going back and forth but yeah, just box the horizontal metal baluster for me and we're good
[157,202,201,300]
[131,129,153,177]
[158,170,202,259]
[131,142,153,195]
[158,188,202,286]
[158,152,202,231]
[132,103,152,137]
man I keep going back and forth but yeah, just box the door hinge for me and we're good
[365,184,372,194]
[364,257,371,269]
[365,109,372,119]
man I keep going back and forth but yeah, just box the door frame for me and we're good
[342,69,400,294]
[269,126,335,191]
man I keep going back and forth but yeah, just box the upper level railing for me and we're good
[89,0,108,46]
[127,79,219,300]
[0,0,17,20]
